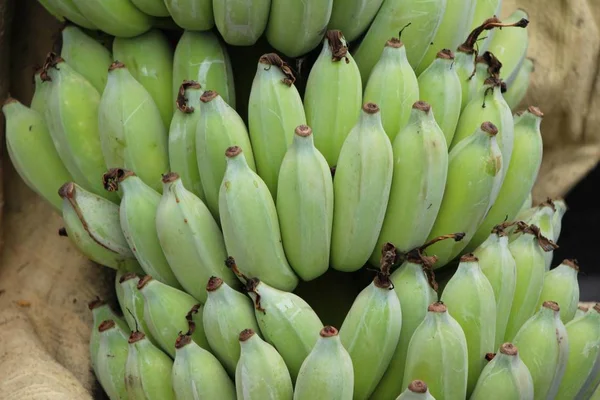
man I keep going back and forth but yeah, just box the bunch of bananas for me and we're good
[5,0,600,399]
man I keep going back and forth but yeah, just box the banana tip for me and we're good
[500,343,518,356]
[58,182,75,199]
[137,275,153,290]
[460,253,479,263]
[98,320,115,333]
[87,297,106,310]
[527,106,544,117]
[161,172,179,184]
[481,121,499,136]
[128,331,146,344]
[109,61,126,72]
[320,326,339,338]
[295,125,312,137]
[119,272,139,284]
[200,90,218,103]
[428,302,447,313]
[175,333,192,349]
[225,146,242,158]
[239,328,256,342]
[386,38,404,48]
[542,300,560,312]
[563,259,579,271]
[408,380,428,394]
[363,102,380,114]
[437,49,454,60]
[412,101,431,113]
[206,276,224,292]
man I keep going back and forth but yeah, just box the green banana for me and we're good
[115,271,126,315]
[293,326,354,400]
[43,0,97,29]
[468,0,502,52]
[538,259,580,323]
[218,147,298,291]
[328,0,384,42]
[95,320,130,400]
[330,103,393,272]
[31,69,51,115]
[89,299,130,374]
[276,125,333,281]
[98,62,170,193]
[505,59,534,110]
[304,30,362,167]
[487,9,530,85]
[118,273,159,346]
[70,0,153,38]
[164,0,213,30]
[130,0,169,17]
[113,29,174,130]
[552,198,567,241]
[213,0,270,46]
[172,333,236,399]
[518,193,533,215]
[2,98,72,212]
[37,0,65,21]
[248,53,307,197]
[60,25,112,93]
[235,328,294,400]
[363,38,419,142]
[396,381,437,400]
[196,90,256,220]
[102,169,181,288]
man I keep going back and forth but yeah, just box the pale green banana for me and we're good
[70,0,153,38]
[248,53,307,197]
[469,342,534,400]
[304,30,362,167]
[328,0,384,42]
[102,169,181,288]
[331,103,393,272]
[396,381,437,400]
[218,147,298,291]
[402,302,468,400]
[43,0,97,29]
[173,30,235,109]
[115,271,126,315]
[505,58,534,110]
[487,9,530,85]
[213,0,270,46]
[468,0,502,52]
[31,69,51,115]
[363,38,419,142]
[575,305,589,320]
[89,299,130,373]
[236,328,294,400]
[2,98,72,212]
[519,193,533,214]
[60,25,112,93]
[293,326,354,400]
[130,0,169,17]
[118,273,159,346]
[552,199,567,241]
[95,320,130,400]
[98,62,169,193]
[196,90,256,220]
[164,0,214,30]
[276,125,333,281]
[172,333,236,399]
[525,200,556,271]
[113,30,174,130]
[37,0,65,21]
[538,259,580,323]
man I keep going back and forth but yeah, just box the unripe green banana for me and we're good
[172,333,236,400]
[115,271,126,313]
[43,0,97,29]
[402,301,468,400]
[468,0,502,52]
[98,62,169,193]
[196,91,256,220]
[512,301,569,400]
[248,54,307,197]
[113,30,174,130]
[353,0,446,80]
[304,30,362,167]
[370,101,447,262]
[556,304,600,399]
[293,326,354,400]
[339,245,402,400]
[236,328,294,399]
[467,106,544,251]
[395,380,437,400]
[425,122,503,268]
[524,200,556,271]
[574,305,589,320]
[218,147,298,291]
[168,81,205,201]
[125,331,175,400]
[331,103,393,272]
[31,69,51,115]
[245,277,323,381]
[276,125,333,281]
[519,193,533,214]
[202,276,261,375]
[552,199,567,241]
[3,98,72,212]
[156,173,235,302]
[95,320,130,400]
[70,0,153,38]
[59,182,143,272]
[538,259,580,323]
[38,0,65,21]
[363,39,419,142]
[102,169,180,288]
[213,0,270,46]
[163,0,213,30]
[130,0,169,17]
[89,299,129,373]
[505,59,534,110]
[328,0,383,42]
[118,273,159,346]
[440,254,497,395]
[60,25,112,93]
[470,342,534,400]
[487,9,530,85]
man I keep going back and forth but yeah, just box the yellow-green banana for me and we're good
[505,58,534,110]
[538,259,580,323]
[213,0,270,46]
[328,0,383,42]
[487,9,530,85]
[94,320,130,400]
[70,0,153,38]
[164,0,214,30]
[31,69,51,115]
[118,273,159,346]
[43,0,97,29]
[89,299,130,374]
[524,200,556,270]
[37,0,65,21]
[131,0,169,17]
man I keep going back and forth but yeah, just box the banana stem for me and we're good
[40,52,64,82]
[458,17,529,55]
[514,222,559,252]
[325,30,349,63]
[259,53,296,86]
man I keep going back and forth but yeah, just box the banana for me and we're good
[130,0,169,17]
[304,30,362,167]
[89,299,130,373]
[113,30,174,130]
[293,326,354,400]
[196,91,257,220]
[504,59,534,110]
[353,0,446,80]
[102,169,181,288]
[172,333,236,399]
[339,244,402,400]
[424,121,503,268]
[552,199,567,241]
[328,0,384,42]
[248,53,307,197]
[213,0,270,46]
[125,331,175,400]
[370,101,448,263]
[330,103,393,272]
[468,0,502,52]
[118,273,159,346]
[235,328,294,400]
[60,25,112,93]
[467,106,544,251]
[518,192,533,214]
[164,0,213,30]
[37,0,65,21]
[2,98,72,212]
[70,0,153,38]
[402,301,469,400]
[276,125,333,281]
[115,271,126,314]
[31,69,51,115]
[363,38,419,142]
[265,0,332,58]
[538,259,580,323]
[469,342,534,400]
[575,305,589,320]
[95,320,130,400]
[396,381,437,400]
[43,0,97,29]
[218,147,298,291]
[440,254,497,396]
[487,9,530,85]
[168,81,205,201]
[173,30,235,109]
[98,62,170,193]
[512,301,569,400]
[524,200,556,270]
[202,276,261,376]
